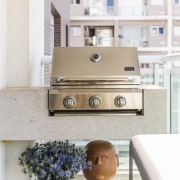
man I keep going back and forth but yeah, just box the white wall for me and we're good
[6,0,45,87]
[6,141,33,180]
[0,0,7,89]
[7,0,30,87]
[1,141,34,180]
[0,142,6,180]
[29,0,44,86]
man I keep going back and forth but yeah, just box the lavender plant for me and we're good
[19,140,92,180]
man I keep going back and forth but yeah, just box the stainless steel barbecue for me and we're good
[48,47,143,115]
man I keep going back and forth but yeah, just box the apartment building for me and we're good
[70,0,180,52]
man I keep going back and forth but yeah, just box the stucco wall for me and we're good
[7,0,30,87]
[0,87,167,140]
[0,142,6,180]
[0,0,7,89]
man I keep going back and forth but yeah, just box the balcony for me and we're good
[84,36,114,46]
[84,6,114,16]
[118,6,147,16]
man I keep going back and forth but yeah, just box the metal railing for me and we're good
[118,6,147,16]
[84,6,114,16]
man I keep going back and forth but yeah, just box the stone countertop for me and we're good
[0,87,167,140]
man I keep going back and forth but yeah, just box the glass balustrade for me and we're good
[170,72,180,133]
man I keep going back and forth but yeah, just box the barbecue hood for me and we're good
[50,47,141,86]
[48,47,143,116]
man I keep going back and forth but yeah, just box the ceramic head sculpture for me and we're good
[83,140,119,180]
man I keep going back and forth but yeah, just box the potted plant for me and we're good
[19,140,92,180]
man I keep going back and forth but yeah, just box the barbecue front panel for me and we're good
[49,88,143,114]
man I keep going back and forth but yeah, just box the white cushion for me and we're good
[130,134,180,180]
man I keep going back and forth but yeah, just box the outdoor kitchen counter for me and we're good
[0,86,167,140]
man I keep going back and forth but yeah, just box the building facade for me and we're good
[69,0,180,86]
[70,0,180,52]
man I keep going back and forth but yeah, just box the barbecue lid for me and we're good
[51,47,140,85]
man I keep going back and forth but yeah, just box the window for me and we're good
[84,26,114,46]
[174,0,180,5]
[84,0,114,16]
[151,0,163,5]
[118,0,144,16]
[107,0,114,6]
[174,26,180,36]
[119,26,148,47]
[70,0,80,4]
[71,26,81,36]
[151,26,165,36]
[159,27,164,34]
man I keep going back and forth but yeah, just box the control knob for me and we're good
[63,96,76,109]
[89,96,101,108]
[90,53,101,62]
[114,96,126,108]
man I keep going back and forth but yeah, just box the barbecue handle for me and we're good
[59,77,135,83]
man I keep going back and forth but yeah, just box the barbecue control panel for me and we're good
[49,89,143,115]
[62,95,128,109]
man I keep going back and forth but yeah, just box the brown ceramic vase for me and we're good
[83,140,119,180]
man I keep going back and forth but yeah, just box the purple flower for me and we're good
[19,140,92,180]
[38,170,47,179]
